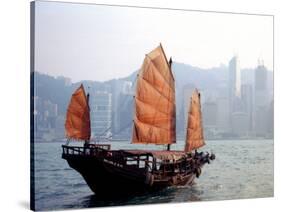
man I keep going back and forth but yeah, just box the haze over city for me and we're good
[35,1,273,82]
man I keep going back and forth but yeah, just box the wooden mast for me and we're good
[167,56,173,151]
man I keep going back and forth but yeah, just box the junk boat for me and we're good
[62,44,215,197]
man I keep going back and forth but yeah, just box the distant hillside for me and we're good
[32,61,273,116]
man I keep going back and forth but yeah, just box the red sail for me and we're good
[65,84,91,141]
[185,89,205,152]
[132,44,176,144]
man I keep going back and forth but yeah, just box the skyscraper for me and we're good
[231,112,249,136]
[254,64,269,136]
[254,64,268,107]
[228,56,241,132]
[202,101,218,127]
[229,56,241,99]
[111,80,133,134]
[91,91,112,138]
[217,97,229,133]
[241,84,253,133]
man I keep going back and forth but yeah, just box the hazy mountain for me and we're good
[32,61,273,116]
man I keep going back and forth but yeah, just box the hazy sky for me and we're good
[35,1,273,82]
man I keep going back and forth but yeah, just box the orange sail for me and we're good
[65,84,91,141]
[185,89,205,152]
[132,44,176,144]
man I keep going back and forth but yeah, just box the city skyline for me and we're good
[35,1,273,82]
[33,57,273,141]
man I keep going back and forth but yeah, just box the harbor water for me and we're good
[34,139,274,210]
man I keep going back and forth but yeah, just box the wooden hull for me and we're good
[63,154,196,197]
[62,145,213,197]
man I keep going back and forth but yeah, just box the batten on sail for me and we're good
[65,84,91,141]
[132,44,176,145]
[184,89,205,152]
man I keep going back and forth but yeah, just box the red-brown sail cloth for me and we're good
[185,89,205,152]
[65,84,91,141]
[132,44,176,144]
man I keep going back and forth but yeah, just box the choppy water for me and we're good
[34,140,274,210]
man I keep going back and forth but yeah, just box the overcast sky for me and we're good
[35,1,273,82]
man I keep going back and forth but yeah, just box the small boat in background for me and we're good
[62,44,215,197]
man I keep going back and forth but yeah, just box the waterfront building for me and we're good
[91,91,112,138]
